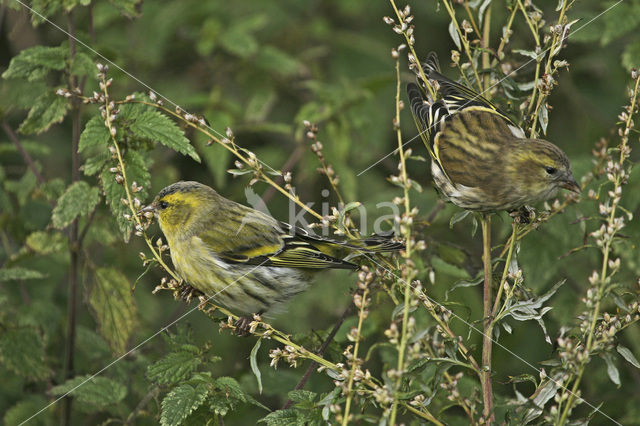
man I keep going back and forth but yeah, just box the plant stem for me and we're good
[341,286,369,426]
[61,12,81,426]
[389,57,415,426]
[282,303,353,409]
[1,121,46,186]
[492,223,518,318]
[481,2,492,91]
[480,214,494,422]
[557,73,640,426]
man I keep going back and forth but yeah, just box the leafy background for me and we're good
[1,0,640,424]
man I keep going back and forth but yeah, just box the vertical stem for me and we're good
[389,56,415,426]
[481,214,494,422]
[61,11,81,426]
[481,3,492,91]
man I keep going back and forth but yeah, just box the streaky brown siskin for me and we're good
[407,52,580,212]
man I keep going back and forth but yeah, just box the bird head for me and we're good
[513,140,580,201]
[139,181,219,239]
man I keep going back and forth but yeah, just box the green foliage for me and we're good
[160,383,209,426]
[0,267,46,281]
[128,110,200,162]
[1,0,639,425]
[52,181,100,229]
[50,375,127,412]
[87,268,137,354]
[0,327,51,380]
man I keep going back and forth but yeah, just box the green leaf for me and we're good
[2,45,67,81]
[0,267,46,281]
[219,24,259,58]
[617,345,640,369]
[19,91,70,135]
[622,39,640,71]
[255,46,302,77]
[101,150,150,241]
[449,210,472,228]
[70,52,96,78]
[50,375,127,410]
[4,396,49,426]
[79,115,111,153]
[129,110,200,161]
[52,181,100,229]
[431,256,471,279]
[26,230,68,254]
[258,409,306,425]
[214,376,268,411]
[147,351,202,385]
[109,0,143,18]
[602,353,621,387]
[161,383,209,426]
[87,268,137,354]
[250,339,263,394]
[287,390,316,403]
[601,1,640,45]
[0,327,51,380]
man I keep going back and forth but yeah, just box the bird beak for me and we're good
[138,204,156,215]
[560,176,581,194]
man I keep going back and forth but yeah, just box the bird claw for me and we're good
[234,316,253,337]
[510,206,535,224]
[177,283,204,304]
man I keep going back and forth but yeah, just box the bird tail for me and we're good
[344,231,405,253]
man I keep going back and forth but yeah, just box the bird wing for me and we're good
[199,202,357,270]
[420,52,525,139]
[435,108,516,188]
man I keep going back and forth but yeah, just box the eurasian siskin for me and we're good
[407,52,580,212]
[140,181,403,327]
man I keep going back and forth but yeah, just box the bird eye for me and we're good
[158,200,169,209]
[545,166,557,175]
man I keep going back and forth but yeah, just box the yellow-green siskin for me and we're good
[141,181,403,322]
[407,52,580,212]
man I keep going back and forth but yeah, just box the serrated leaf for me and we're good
[109,0,143,18]
[101,150,150,241]
[288,390,316,403]
[50,375,126,410]
[79,116,111,153]
[147,351,202,385]
[250,338,263,394]
[161,383,209,426]
[129,110,200,161]
[0,327,51,380]
[19,91,70,135]
[52,181,100,229]
[26,230,68,254]
[258,409,306,425]
[2,45,67,81]
[4,396,49,426]
[0,267,46,281]
[617,345,640,369]
[88,268,137,354]
[70,52,96,78]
